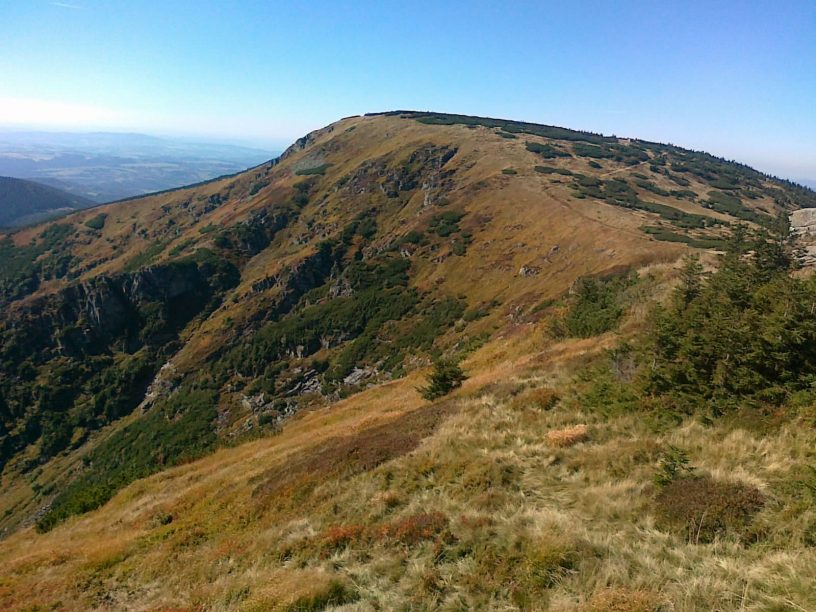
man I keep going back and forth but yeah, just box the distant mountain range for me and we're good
[0,130,276,204]
[0,176,94,227]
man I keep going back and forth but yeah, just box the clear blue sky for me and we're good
[1,0,814,180]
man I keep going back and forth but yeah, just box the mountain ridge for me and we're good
[0,111,815,609]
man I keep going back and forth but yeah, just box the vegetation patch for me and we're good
[428,210,465,237]
[572,176,713,229]
[419,359,467,400]
[510,386,560,411]
[641,226,727,249]
[37,388,219,532]
[295,163,332,176]
[534,165,572,176]
[705,190,769,225]
[634,179,670,197]
[388,111,614,144]
[558,273,635,338]
[283,579,358,611]
[648,237,816,413]
[83,213,107,230]
[378,511,450,545]
[464,531,584,607]
[526,141,570,158]
[654,476,765,543]
[0,223,75,301]
[252,402,456,502]
[123,240,169,272]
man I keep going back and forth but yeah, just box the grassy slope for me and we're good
[1,114,814,608]
[2,114,692,533]
[0,265,813,610]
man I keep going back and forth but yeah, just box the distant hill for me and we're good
[0,130,277,203]
[0,176,94,227]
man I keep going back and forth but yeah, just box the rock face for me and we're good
[4,262,219,361]
[790,208,816,235]
[790,208,816,267]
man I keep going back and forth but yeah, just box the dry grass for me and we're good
[546,423,589,447]
[584,587,662,611]
[2,311,815,611]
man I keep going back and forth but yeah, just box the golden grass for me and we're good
[1,329,815,609]
[546,423,589,448]
[584,587,662,612]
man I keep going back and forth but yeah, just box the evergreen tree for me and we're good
[419,359,467,400]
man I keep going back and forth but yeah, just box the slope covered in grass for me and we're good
[1,113,815,609]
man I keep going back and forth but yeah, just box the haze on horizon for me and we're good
[1,0,814,182]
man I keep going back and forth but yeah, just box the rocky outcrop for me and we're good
[790,209,816,267]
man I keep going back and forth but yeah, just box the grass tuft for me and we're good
[546,424,589,448]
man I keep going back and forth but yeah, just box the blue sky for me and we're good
[1,0,814,180]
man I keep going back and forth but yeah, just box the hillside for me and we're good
[1,112,815,609]
[0,176,94,227]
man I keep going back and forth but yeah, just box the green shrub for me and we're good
[428,210,465,237]
[573,143,614,159]
[419,359,467,400]
[641,226,727,249]
[635,180,670,197]
[705,190,768,225]
[249,179,270,195]
[526,141,570,158]
[563,275,633,338]
[648,228,816,411]
[84,213,107,230]
[123,240,168,272]
[295,163,331,176]
[534,165,572,176]
[654,445,695,487]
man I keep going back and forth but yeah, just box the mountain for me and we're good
[0,130,276,203]
[1,112,815,609]
[0,175,94,227]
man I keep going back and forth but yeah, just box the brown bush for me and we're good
[585,587,662,612]
[378,511,449,545]
[655,476,765,543]
[459,514,494,529]
[511,386,560,411]
[546,424,589,448]
[321,524,366,551]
